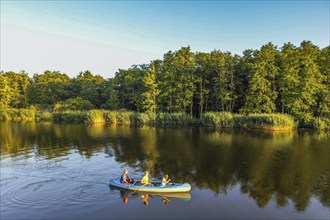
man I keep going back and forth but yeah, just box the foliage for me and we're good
[27,70,71,108]
[54,97,94,111]
[1,41,329,129]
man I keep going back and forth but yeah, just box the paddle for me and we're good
[131,183,147,195]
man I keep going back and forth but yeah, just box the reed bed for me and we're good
[116,111,132,125]
[233,114,295,130]
[202,112,295,130]
[0,108,35,121]
[201,112,233,128]
[35,111,52,121]
[156,112,196,125]
[0,108,324,131]
[130,112,155,126]
[86,109,106,124]
[53,111,87,123]
[105,111,117,124]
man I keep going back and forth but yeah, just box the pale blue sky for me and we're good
[1,1,329,78]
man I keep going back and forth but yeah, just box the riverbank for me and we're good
[1,108,329,131]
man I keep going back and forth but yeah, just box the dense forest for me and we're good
[0,41,329,128]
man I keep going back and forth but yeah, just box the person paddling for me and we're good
[120,169,134,184]
[141,171,154,185]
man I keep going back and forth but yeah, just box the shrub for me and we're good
[53,111,87,123]
[54,97,94,111]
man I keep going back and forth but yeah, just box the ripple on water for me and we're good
[1,177,69,208]
[67,184,111,203]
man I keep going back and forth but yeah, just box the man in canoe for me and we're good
[120,169,134,184]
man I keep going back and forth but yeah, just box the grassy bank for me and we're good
[0,108,329,131]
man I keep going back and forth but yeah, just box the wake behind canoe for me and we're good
[109,179,191,193]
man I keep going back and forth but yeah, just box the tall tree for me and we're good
[315,46,330,117]
[195,52,211,117]
[209,51,237,112]
[293,41,324,117]
[158,51,176,113]
[277,43,300,114]
[241,43,279,113]
[115,65,146,111]
[141,61,160,114]
[27,70,71,108]
[158,47,196,114]
[0,73,13,109]
[75,70,105,108]
[102,78,119,110]
[1,71,30,108]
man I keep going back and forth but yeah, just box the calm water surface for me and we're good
[0,121,329,219]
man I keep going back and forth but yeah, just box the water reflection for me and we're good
[112,188,190,206]
[0,121,329,212]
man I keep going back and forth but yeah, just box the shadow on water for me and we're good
[0,121,329,212]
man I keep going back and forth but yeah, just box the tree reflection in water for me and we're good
[1,121,329,211]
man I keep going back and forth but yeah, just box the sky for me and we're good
[1,1,329,78]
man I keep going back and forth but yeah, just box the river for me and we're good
[0,121,329,219]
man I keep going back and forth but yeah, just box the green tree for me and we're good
[1,71,30,108]
[141,61,160,114]
[241,43,279,113]
[0,73,13,109]
[27,70,71,109]
[315,46,330,117]
[195,52,212,117]
[75,70,105,108]
[158,50,176,113]
[158,46,196,114]
[235,49,254,112]
[294,41,324,118]
[115,65,145,111]
[277,43,300,114]
[102,78,119,110]
[209,51,237,112]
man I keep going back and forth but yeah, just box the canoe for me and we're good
[109,179,191,193]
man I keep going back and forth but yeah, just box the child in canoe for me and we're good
[162,174,171,186]
[141,171,154,185]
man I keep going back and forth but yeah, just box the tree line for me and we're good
[0,41,329,125]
